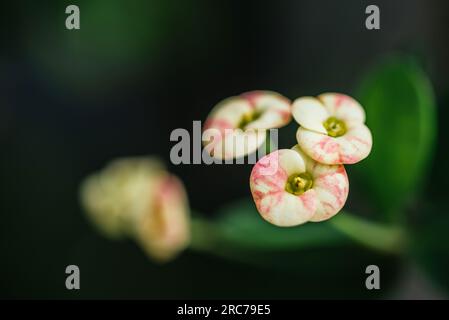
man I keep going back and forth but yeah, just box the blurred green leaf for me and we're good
[189,199,401,298]
[191,199,405,268]
[355,56,437,220]
[23,1,167,89]
[216,199,349,250]
[330,211,406,254]
[191,208,347,270]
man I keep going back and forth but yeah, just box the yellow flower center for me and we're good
[323,116,347,137]
[285,172,314,195]
[238,110,262,130]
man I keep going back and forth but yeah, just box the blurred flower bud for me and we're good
[80,157,190,262]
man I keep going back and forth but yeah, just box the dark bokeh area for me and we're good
[1,0,448,298]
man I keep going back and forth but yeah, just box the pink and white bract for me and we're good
[80,157,190,262]
[249,146,349,227]
[203,91,291,160]
[135,173,191,262]
[292,93,372,165]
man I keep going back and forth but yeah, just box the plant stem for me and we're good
[189,217,218,252]
[190,209,407,258]
[329,211,407,255]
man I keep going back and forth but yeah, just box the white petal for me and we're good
[277,148,306,176]
[205,128,267,160]
[244,91,291,129]
[205,96,253,129]
[291,144,313,169]
[292,97,328,134]
[318,93,366,126]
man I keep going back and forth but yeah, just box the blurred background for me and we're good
[1,0,448,299]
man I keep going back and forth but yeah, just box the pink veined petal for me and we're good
[153,176,190,247]
[258,190,317,227]
[291,97,329,134]
[318,93,366,126]
[296,128,340,164]
[336,124,373,164]
[296,124,372,165]
[308,165,349,222]
[137,175,190,261]
[291,145,349,221]
[243,91,292,130]
[202,119,234,155]
[250,150,316,227]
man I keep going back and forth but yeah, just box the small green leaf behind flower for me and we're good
[190,199,402,267]
[355,56,437,220]
[189,199,401,298]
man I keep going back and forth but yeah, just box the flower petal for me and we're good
[203,92,289,160]
[296,124,372,165]
[311,166,348,222]
[291,145,349,221]
[80,157,190,262]
[292,97,328,134]
[296,128,340,164]
[204,96,253,129]
[336,124,373,164]
[204,128,266,160]
[318,93,366,126]
[203,97,265,160]
[250,150,316,226]
[243,91,291,130]
[80,157,166,238]
[258,191,317,227]
[135,175,190,262]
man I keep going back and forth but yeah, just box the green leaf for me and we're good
[190,202,347,270]
[189,200,402,298]
[330,212,406,254]
[355,56,437,219]
[190,199,405,268]
[219,199,350,250]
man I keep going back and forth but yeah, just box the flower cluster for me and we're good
[80,157,190,262]
[205,91,372,227]
[79,91,373,263]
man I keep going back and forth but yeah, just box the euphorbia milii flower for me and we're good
[135,173,190,262]
[80,157,190,262]
[203,91,291,160]
[249,145,349,226]
[292,93,372,165]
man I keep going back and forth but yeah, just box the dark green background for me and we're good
[1,0,448,298]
